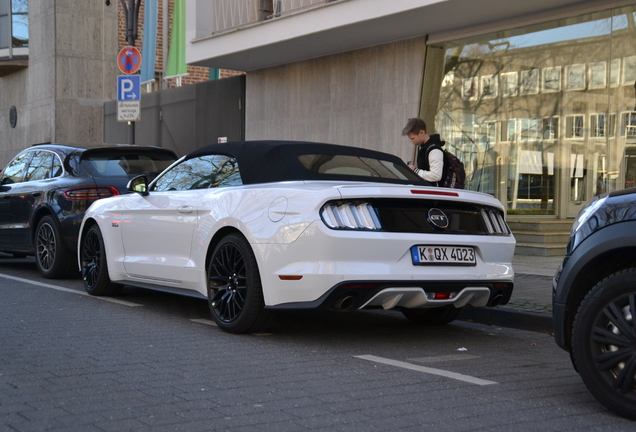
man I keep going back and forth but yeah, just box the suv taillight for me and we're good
[63,186,120,200]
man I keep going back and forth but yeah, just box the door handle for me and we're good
[177,206,194,214]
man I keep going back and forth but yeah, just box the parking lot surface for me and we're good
[1,256,633,431]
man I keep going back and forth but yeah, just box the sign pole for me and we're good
[126,0,137,145]
[111,0,142,144]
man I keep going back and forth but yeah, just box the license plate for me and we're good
[410,245,476,266]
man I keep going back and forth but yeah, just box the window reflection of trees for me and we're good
[434,8,636,214]
[298,154,417,180]
[12,0,28,47]
[154,155,242,191]
[25,151,53,182]
[0,0,29,48]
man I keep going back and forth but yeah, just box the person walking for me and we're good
[402,117,445,186]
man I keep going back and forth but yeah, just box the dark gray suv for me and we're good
[0,144,177,279]
[553,188,636,420]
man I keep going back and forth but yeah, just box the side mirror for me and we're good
[127,175,149,196]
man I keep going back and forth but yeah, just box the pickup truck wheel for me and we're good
[401,305,464,325]
[572,268,636,420]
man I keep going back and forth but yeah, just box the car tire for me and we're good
[401,305,464,325]
[207,233,272,334]
[572,268,636,420]
[80,224,123,296]
[35,215,75,279]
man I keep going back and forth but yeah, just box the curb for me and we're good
[460,307,553,334]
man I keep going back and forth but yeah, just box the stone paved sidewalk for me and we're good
[460,254,563,333]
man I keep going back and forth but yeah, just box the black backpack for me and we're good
[422,144,466,189]
[440,150,466,189]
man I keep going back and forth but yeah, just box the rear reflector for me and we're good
[278,275,303,280]
[411,189,459,197]
[64,186,120,200]
[433,292,452,300]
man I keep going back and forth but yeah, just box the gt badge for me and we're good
[428,208,449,229]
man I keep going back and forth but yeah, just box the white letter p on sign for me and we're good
[120,79,133,100]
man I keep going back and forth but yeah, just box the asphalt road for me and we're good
[1,257,634,432]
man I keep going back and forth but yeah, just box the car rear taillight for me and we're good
[480,208,511,235]
[63,186,120,200]
[320,202,382,230]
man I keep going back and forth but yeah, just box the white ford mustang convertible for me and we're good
[78,141,515,333]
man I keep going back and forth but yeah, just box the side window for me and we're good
[153,155,242,192]
[1,151,31,185]
[25,150,54,182]
[51,153,63,178]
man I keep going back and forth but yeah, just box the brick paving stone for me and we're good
[2,258,636,432]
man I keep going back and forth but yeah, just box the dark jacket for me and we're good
[416,134,445,171]
[416,134,446,186]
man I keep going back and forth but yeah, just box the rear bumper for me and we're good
[254,221,515,307]
[266,279,513,311]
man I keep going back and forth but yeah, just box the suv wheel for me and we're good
[572,268,636,420]
[35,215,75,279]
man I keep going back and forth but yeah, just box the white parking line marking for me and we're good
[0,273,143,307]
[354,355,497,385]
[190,319,217,326]
[408,354,480,363]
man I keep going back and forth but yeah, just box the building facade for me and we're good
[0,1,119,166]
[0,0,236,168]
[187,0,635,227]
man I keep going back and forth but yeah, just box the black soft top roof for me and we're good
[185,140,424,185]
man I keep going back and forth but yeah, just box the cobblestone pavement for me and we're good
[510,254,562,315]
[458,255,560,333]
[1,257,635,432]
[505,273,553,315]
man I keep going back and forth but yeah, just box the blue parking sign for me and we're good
[117,75,141,101]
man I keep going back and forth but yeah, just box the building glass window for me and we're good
[0,0,28,55]
[11,0,27,47]
[542,117,559,140]
[622,111,636,136]
[428,5,635,216]
[565,115,585,139]
[591,113,606,137]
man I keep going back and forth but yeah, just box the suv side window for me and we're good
[1,151,32,185]
[25,150,56,182]
[153,155,242,191]
[51,153,63,178]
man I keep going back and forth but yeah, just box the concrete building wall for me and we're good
[0,2,119,168]
[0,2,53,165]
[54,2,118,144]
[245,37,427,163]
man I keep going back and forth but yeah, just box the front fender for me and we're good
[553,220,636,350]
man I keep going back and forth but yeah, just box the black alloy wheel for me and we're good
[34,215,75,279]
[207,233,271,333]
[80,225,122,296]
[401,305,464,325]
[572,268,636,420]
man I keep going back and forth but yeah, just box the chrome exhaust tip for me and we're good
[490,294,504,307]
[333,295,355,310]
